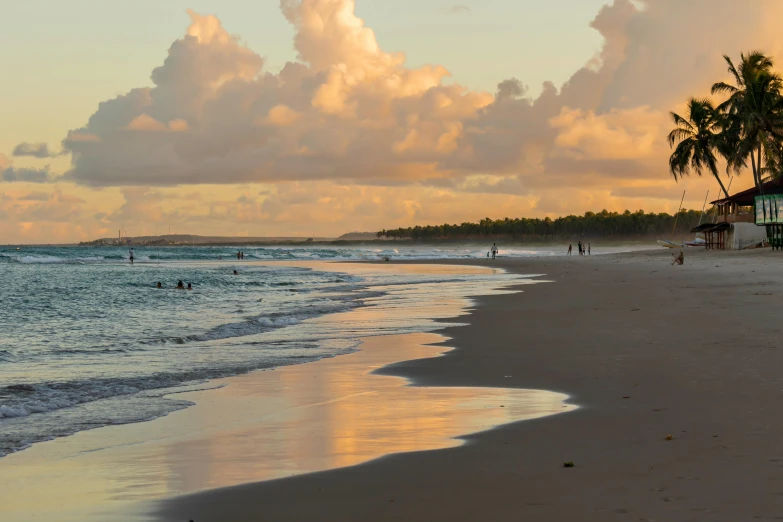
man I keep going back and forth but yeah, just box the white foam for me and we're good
[16,255,105,264]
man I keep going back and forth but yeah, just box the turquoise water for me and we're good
[0,245,535,457]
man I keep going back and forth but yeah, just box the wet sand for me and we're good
[160,248,783,522]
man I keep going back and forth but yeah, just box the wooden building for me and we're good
[691,181,783,250]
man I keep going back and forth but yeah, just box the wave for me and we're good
[0,345,359,456]
[16,255,106,264]
[0,346,342,420]
[148,291,381,345]
[1,244,650,265]
[0,350,19,363]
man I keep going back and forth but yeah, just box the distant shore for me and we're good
[5,235,677,248]
[159,248,783,521]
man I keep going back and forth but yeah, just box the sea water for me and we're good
[0,244,569,457]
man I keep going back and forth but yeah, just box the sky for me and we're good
[2,0,782,243]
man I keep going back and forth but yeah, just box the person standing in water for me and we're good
[491,243,498,259]
[129,248,134,264]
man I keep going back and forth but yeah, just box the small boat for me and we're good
[657,240,682,249]
[683,237,706,247]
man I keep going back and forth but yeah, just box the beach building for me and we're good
[695,181,783,250]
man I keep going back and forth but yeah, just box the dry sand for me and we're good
[159,247,783,522]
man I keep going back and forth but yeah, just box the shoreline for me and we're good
[0,262,554,522]
[160,248,783,521]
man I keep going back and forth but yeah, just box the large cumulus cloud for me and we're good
[54,0,783,192]
[5,0,783,246]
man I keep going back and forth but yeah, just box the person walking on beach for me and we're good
[568,244,572,256]
[588,243,591,255]
[491,243,498,259]
[129,248,134,264]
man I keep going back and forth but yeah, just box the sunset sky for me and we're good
[2,0,782,243]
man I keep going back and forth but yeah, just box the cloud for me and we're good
[43,0,783,191]
[550,106,667,160]
[58,1,493,186]
[13,142,63,158]
[449,5,471,14]
[495,78,526,102]
[1,167,53,183]
[6,0,783,243]
[0,153,53,183]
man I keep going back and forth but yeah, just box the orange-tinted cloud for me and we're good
[5,0,783,242]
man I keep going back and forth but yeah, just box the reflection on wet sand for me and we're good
[0,333,573,522]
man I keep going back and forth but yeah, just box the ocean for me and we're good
[0,243,548,457]
[0,242,649,458]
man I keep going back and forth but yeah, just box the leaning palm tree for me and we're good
[712,51,783,190]
[667,98,730,198]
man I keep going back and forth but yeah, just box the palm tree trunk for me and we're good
[751,150,759,189]
[758,142,765,194]
[715,175,730,198]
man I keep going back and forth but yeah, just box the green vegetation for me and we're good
[377,210,705,240]
[669,52,783,193]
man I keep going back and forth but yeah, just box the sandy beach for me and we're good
[157,248,783,522]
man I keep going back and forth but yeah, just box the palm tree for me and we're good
[712,51,783,190]
[667,98,730,198]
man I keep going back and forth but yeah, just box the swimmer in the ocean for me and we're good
[156,282,162,288]
[176,280,185,289]
[233,270,238,275]
[187,283,193,290]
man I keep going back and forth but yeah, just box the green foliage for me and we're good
[378,209,704,240]
[670,51,783,193]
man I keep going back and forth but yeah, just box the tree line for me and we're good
[377,209,706,241]
[668,51,783,195]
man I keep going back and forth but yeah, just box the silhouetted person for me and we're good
[176,280,185,289]
[156,282,162,289]
[568,245,572,256]
[187,283,193,290]
[233,270,238,275]
[491,243,498,259]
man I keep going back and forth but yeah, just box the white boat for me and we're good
[683,237,706,247]
[657,240,682,249]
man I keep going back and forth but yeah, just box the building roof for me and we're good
[691,222,731,233]
[711,180,783,206]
